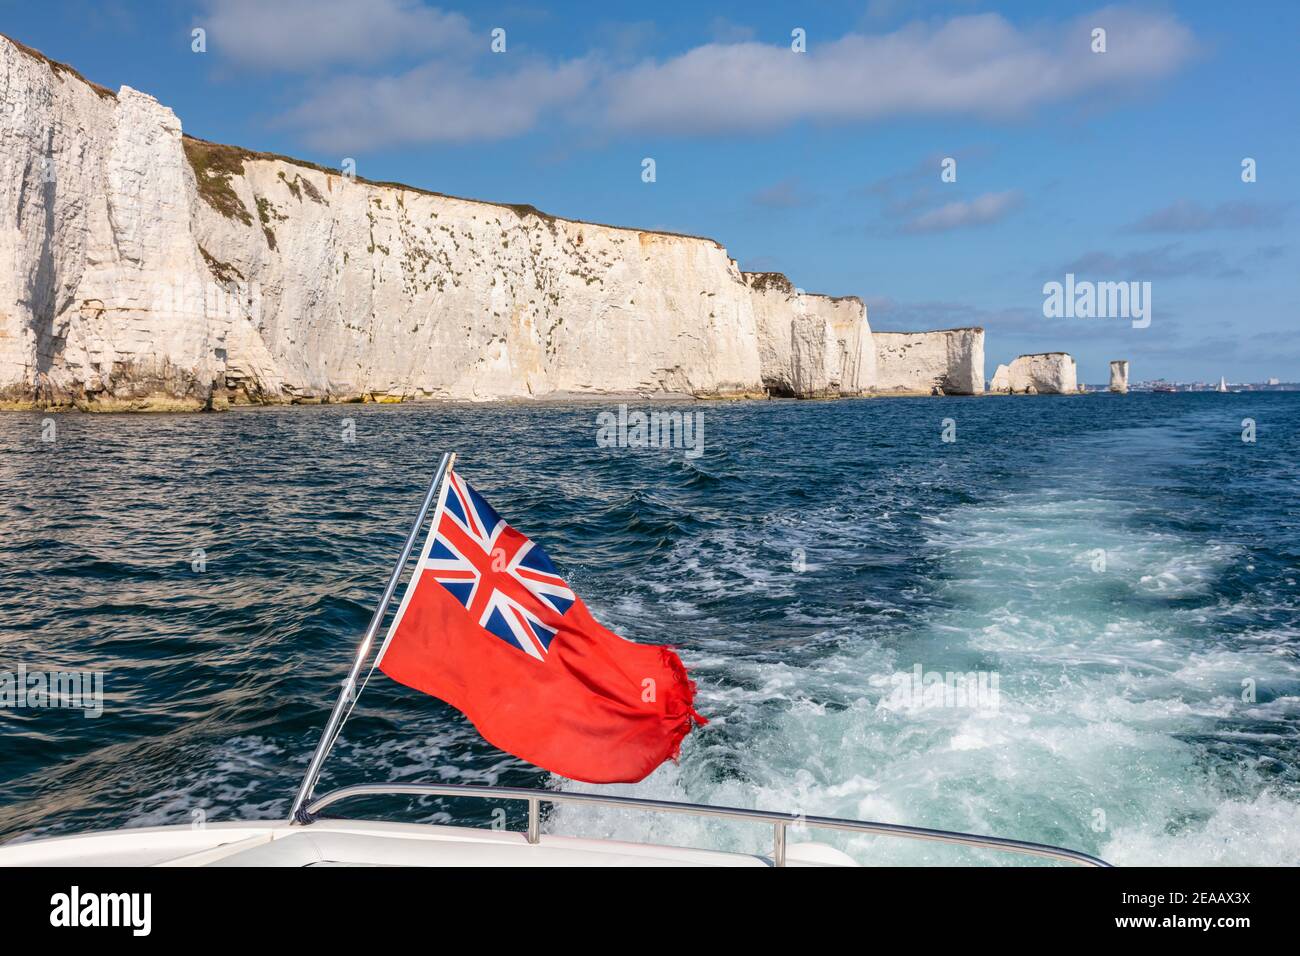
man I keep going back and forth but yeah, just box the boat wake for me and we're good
[551,409,1300,865]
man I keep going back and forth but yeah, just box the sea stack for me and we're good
[1006,353,1078,394]
[1109,361,1130,394]
[988,364,1012,394]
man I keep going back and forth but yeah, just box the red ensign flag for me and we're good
[378,470,705,783]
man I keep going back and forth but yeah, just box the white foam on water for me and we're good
[1103,792,1300,866]
[550,441,1300,866]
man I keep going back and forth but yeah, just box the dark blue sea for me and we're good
[2,393,1298,864]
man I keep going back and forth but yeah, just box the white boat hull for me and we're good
[0,820,856,867]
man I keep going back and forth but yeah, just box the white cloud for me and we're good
[903,190,1021,233]
[600,8,1195,134]
[282,58,594,149]
[200,0,474,71]
[1060,244,1243,278]
[1127,199,1292,233]
[258,6,1196,148]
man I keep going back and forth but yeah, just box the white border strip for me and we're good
[375,466,455,665]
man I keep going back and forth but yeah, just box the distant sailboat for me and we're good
[1216,376,1228,393]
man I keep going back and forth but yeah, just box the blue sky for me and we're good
[4,0,1297,382]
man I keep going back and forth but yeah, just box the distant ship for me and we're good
[1152,381,1177,393]
[1216,377,1228,393]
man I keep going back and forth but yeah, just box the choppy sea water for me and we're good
[1,393,1297,865]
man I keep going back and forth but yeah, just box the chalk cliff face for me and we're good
[191,147,778,404]
[0,35,779,408]
[1007,353,1078,394]
[988,363,1012,393]
[744,272,875,398]
[1,40,230,408]
[1109,360,1130,394]
[873,329,984,395]
[1,34,990,410]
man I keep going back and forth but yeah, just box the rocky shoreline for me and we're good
[2,381,1111,414]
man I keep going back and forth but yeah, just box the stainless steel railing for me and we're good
[302,782,1111,867]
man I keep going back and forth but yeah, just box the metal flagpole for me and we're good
[288,450,456,824]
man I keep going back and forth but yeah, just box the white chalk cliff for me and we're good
[745,272,876,398]
[873,329,985,395]
[0,35,991,409]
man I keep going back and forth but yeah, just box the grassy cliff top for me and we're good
[2,33,116,99]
